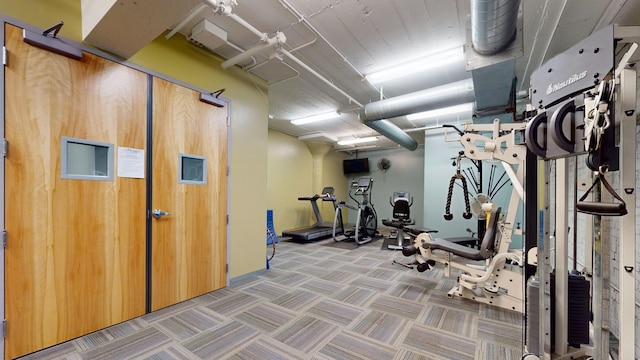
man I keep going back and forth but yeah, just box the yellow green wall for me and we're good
[267,129,347,235]
[0,0,268,278]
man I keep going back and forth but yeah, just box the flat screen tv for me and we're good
[343,158,369,174]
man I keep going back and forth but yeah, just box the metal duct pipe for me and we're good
[366,120,418,151]
[471,0,521,55]
[359,79,475,122]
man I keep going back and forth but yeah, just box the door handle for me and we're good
[152,209,172,219]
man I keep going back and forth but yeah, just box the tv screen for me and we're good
[343,158,369,174]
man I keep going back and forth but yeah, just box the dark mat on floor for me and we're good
[381,236,409,250]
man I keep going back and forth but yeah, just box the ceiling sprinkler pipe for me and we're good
[471,0,521,55]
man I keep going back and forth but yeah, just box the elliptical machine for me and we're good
[332,176,379,245]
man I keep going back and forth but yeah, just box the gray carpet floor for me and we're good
[17,236,524,360]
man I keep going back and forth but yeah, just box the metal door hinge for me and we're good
[3,138,7,157]
[226,116,230,127]
[2,320,6,338]
[226,264,229,273]
[2,230,6,248]
[226,165,230,176]
[2,46,7,66]
[226,214,229,225]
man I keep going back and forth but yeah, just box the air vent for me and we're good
[188,19,227,50]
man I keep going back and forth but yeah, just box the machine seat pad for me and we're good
[382,219,415,228]
[423,237,490,261]
[445,236,480,247]
[405,226,438,235]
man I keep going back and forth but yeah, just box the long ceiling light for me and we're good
[406,102,474,121]
[337,136,378,146]
[291,111,340,126]
[365,47,464,84]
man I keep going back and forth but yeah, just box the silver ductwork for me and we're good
[359,0,521,149]
[358,79,475,122]
[366,120,419,151]
[471,0,521,55]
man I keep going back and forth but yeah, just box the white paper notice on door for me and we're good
[117,147,145,178]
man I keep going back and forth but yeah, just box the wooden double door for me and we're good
[3,24,227,359]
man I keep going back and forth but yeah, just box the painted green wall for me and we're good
[0,0,269,278]
[266,129,347,235]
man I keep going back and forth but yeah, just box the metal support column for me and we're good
[617,67,636,359]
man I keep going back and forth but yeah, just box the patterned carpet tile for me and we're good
[273,315,340,353]
[182,320,260,359]
[387,282,432,303]
[242,280,292,301]
[317,329,398,360]
[426,291,481,313]
[352,256,384,267]
[233,302,297,333]
[315,258,345,269]
[403,324,476,360]
[271,289,321,311]
[350,309,410,345]
[398,273,440,288]
[367,268,402,281]
[476,318,523,349]
[143,344,197,360]
[226,336,307,360]
[338,263,376,274]
[16,341,78,360]
[394,348,449,360]
[320,269,361,284]
[206,292,262,316]
[270,271,311,287]
[191,288,237,305]
[331,285,377,307]
[348,276,393,292]
[300,278,345,296]
[271,259,307,271]
[297,265,337,278]
[75,318,148,351]
[305,298,364,326]
[157,306,226,341]
[80,327,172,360]
[142,300,198,323]
[481,306,523,326]
[369,294,425,319]
[417,304,477,339]
[475,340,523,360]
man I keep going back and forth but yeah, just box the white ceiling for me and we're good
[83,0,640,151]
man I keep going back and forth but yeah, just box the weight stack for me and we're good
[526,273,590,355]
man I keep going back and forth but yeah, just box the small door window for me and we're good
[179,153,207,184]
[61,137,114,181]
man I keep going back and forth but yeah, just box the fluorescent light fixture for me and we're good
[291,111,340,125]
[365,47,464,84]
[297,132,338,142]
[337,136,378,146]
[406,102,474,121]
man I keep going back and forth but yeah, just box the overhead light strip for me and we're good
[406,102,474,121]
[291,111,340,126]
[337,136,378,145]
[365,47,464,84]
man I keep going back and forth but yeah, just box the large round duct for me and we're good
[471,0,521,55]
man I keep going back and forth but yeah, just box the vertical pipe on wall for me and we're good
[305,142,333,219]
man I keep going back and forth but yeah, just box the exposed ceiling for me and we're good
[81,0,640,152]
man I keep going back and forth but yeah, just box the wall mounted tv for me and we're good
[343,158,370,174]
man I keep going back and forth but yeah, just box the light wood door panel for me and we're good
[151,77,227,311]
[4,24,147,359]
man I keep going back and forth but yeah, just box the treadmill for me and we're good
[282,187,340,242]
